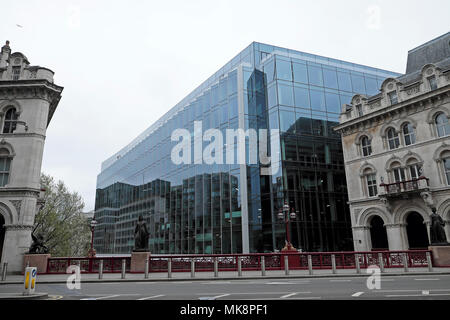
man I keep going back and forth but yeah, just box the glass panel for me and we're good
[292,62,308,84]
[264,59,275,84]
[325,92,341,114]
[351,74,366,94]
[278,83,294,106]
[276,59,292,81]
[307,65,323,87]
[294,86,310,108]
[310,89,326,112]
[365,77,379,95]
[267,84,277,108]
[323,67,338,89]
[279,110,295,133]
[337,71,352,92]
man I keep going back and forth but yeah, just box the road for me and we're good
[1,274,450,300]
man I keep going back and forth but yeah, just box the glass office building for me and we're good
[94,42,401,254]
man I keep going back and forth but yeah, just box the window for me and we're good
[387,128,400,150]
[436,113,450,137]
[392,167,406,182]
[0,149,11,187]
[12,66,21,81]
[367,174,377,197]
[276,59,292,81]
[3,108,18,134]
[428,76,437,90]
[402,123,416,145]
[388,91,398,105]
[444,158,450,185]
[356,104,363,117]
[361,136,372,156]
[409,163,422,179]
[308,64,323,87]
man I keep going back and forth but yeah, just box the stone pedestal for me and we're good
[23,254,50,274]
[280,246,300,269]
[130,251,151,273]
[429,246,450,267]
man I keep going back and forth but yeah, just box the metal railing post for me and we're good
[144,258,149,279]
[426,252,433,272]
[331,254,337,274]
[214,258,218,278]
[284,255,289,275]
[121,259,126,279]
[168,258,172,278]
[308,255,313,275]
[191,259,195,278]
[99,259,103,279]
[402,253,409,273]
[237,257,242,277]
[355,254,361,274]
[378,253,385,273]
[1,262,7,281]
[261,256,266,277]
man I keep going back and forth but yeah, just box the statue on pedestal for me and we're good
[29,232,49,254]
[430,208,448,245]
[134,215,149,251]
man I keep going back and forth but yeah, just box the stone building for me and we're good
[0,41,63,273]
[334,32,450,251]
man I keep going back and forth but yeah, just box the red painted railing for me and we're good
[45,250,433,274]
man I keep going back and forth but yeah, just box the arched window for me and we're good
[362,167,377,197]
[436,113,450,137]
[387,128,400,150]
[406,158,422,180]
[444,157,450,185]
[402,123,416,146]
[361,136,372,157]
[2,108,18,134]
[0,148,11,187]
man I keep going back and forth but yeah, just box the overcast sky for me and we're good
[2,0,449,211]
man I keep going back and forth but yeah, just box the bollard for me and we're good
[26,261,30,268]
[121,259,126,279]
[284,255,289,275]
[355,254,361,274]
[168,258,172,278]
[261,256,266,277]
[426,252,433,272]
[1,262,7,281]
[402,253,409,272]
[191,259,195,278]
[331,254,336,274]
[308,255,313,275]
[378,253,385,273]
[237,257,242,277]
[214,258,218,278]
[144,258,149,279]
[23,267,37,295]
[99,259,103,280]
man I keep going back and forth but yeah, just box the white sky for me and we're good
[1,0,449,211]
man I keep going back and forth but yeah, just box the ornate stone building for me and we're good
[0,41,63,273]
[334,32,450,251]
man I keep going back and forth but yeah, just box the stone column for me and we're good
[352,226,370,251]
[385,223,408,251]
[1,224,33,274]
[445,220,450,244]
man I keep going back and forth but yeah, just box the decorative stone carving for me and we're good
[10,200,22,216]
[420,191,434,208]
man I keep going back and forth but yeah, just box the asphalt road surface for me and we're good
[1,274,450,300]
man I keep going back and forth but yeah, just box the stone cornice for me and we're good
[4,224,33,231]
[0,187,41,197]
[0,133,46,140]
[334,84,450,135]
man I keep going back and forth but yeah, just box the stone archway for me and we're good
[369,215,389,250]
[406,212,429,249]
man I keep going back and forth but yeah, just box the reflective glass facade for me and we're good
[94,42,400,254]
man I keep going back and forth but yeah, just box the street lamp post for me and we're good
[88,218,97,257]
[278,202,296,251]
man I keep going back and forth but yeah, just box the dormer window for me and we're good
[388,91,398,105]
[428,76,437,90]
[3,108,18,133]
[12,66,21,80]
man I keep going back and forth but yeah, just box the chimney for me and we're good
[0,40,11,68]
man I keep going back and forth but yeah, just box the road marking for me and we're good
[199,294,230,300]
[352,292,364,297]
[202,281,231,284]
[330,279,351,282]
[81,294,121,300]
[266,282,298,285]
[47,295,63,300]
[138,294,165,300]
[414,278,440,281]
[379,289,450,293]
[386,293,450,298]
[422,290,429,295]
[281,292,298,299]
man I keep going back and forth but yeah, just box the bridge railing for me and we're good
[45,250,431,274]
